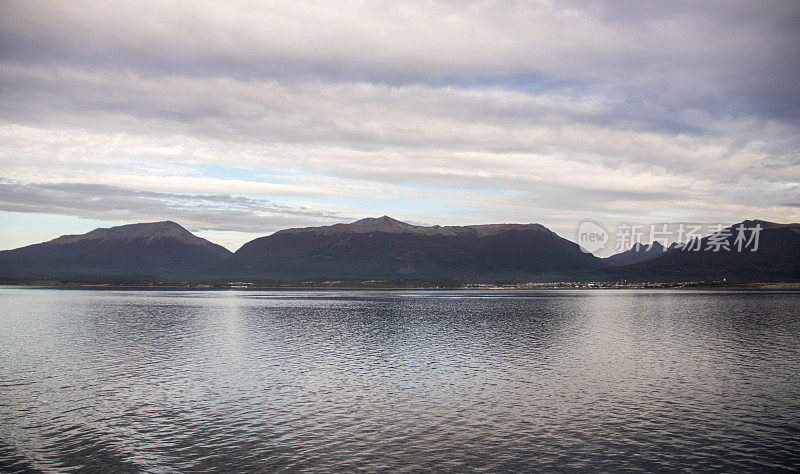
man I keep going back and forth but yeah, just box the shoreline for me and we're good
[2,282,799,291]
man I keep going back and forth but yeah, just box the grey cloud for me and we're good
[563,0,799,30]
[3,66,797,187]
[1,0,798,125]
[0,0,798,237]
[0,180,350,234]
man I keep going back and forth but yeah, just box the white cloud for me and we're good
[0,0,798,248]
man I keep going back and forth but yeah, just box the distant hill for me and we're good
[0,221,231,279]
[617,220,800,282]
[206,216,603,281]
[603,241,677,267]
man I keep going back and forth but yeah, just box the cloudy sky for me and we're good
[1,0,798,252]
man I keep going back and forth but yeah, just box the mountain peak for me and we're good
[50,220,199,245]
[602,240,673,267]
[277,216,551,237]
[634,241,664,251]
[0,220,231,279]
[351,216,413,228]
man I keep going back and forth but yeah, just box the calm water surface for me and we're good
[1,288,799,471]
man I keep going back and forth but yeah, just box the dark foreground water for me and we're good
[0,288,799,472]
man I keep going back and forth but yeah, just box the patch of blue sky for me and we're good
[149,162,525,224]
[190,163,300,183]
[0,212,121,250]
[451,72,587,94]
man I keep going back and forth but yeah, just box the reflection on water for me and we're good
[1,289,799,471]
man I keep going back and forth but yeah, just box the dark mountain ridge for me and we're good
[0,221,231,279]
[208,216,603,281]
[614,220,800,282]
[1,217,797,283]
[275,215,554,237]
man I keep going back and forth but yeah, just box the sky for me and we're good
[1,0,799,253]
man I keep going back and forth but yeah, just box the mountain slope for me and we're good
[618,220,800,282]
[0,221,231,279]
[603,241,677,267]
[208,216,603,281]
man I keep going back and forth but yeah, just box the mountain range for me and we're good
[0,217,798,283]
[617,220,800,282]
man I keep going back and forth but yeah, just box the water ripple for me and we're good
[0,289,799,470]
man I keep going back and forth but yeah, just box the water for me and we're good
[0,288,799,472]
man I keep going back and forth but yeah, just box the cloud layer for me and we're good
[1,0,798,249]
